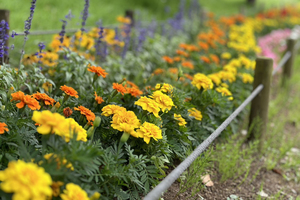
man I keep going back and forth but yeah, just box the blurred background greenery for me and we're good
[0,0,298,66]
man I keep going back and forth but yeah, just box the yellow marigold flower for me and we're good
[135,97,160,117]
[136,122,162,144]
[32,110,66,135]
[221,52,231,59]
[188,108,203,121]
[208,74,221,86]
[228,59,241,68]
[60,85,79,98]
[217,71,236,83]
[150,91,174,112]
[44,153,74,171]
[74,105,95,123]
[174,114,187,127]
[87,65,108,78]
[221,83,229,88]
[51,181,64,197]
[223,65,237,75]
[42,82,52,92]
[101,105,127,116]
[0,160,52,200]
[240,73,254,84]
[110,111,140,137]
[216,87,234,100]
[191,73,213,90]
[116,16,131,24]
[58,118,87,142]
[155,83,173,94]
[0,122,9,134]
[60,183,89,200]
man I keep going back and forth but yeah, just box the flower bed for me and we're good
[1,1,300,199]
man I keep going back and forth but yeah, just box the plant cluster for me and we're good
[1,1,300,199]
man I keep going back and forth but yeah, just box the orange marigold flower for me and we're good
[210,54,220,64]
[153,68,165,75]
[0,122,9,134]
[60,85,79,98]
[112,83,127,95]
[168,68,178,75]
[11,91,25,102]
[32,92,56,106]
[127,87,143,97]
[11,92,41,110]
[87,65,108,78]
[184,73,194,81]
[63,107,73,117]
[74,106,95,123]
[198,41,209,51]
[162,56,174,64]
[176,50,189,57]
[125,80,139,89]
[173,56,181,62]
[200,56,210,64]
[94,92,104,104]
[181,61,194,70]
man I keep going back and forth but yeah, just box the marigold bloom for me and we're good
[240,73,254,84]
[32,92,56,106]
[127,87,143,97]
[218,71,236,83]
[216,87,234,100]
[60,183,89,200]
[208,74,221,86]
[0,122,9,134]
[153,68,165,75]
[117,16,131,24]
[59,118,87,142]
[74,105,95,123]
[112,83,127,95]
[11,91,25,102]
[32,110,66,135]
[176,50,189,57]
[44,153,74,171]
[111,111,140,136]
[200,56,211,63]
[11,91,41,110]
[101,105,127,116]
[173,56,181,62]
[221,52,231,60]
[184,74,193,81]
[94,92,104,104]
[155,83,173,94]
[210,54,220,64]
[135,97,160,117]
[63,107,73,117]
[191,73,214,90]
[51,181,64,197]
[125,80,139,89]
[150,91,174,112]
[87,65,108,78]
[136,122,162,144]
[162,56,174,64]
[198,41,209,51]
[0,160,52,200]
[168,68,178,75]
[181,61,194,69]
[174,114,187,127]
[188,108,203,121]
[60,85,79,98]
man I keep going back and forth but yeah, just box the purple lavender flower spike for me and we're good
[59,20,68,44]
[81,0,90,33]
[0,20,9,64]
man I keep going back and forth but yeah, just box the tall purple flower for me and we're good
[95,26,104,58]
[0,20,9,63]
[37,42,45,69]
[59,20,68,44]
[81,0,90,33]
[137,28,147,52]
[19,0,37,67]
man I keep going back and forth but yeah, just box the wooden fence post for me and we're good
[125,10,134,27]
[247,57,273,144]
[282,38,297,87]
[0,9,10,65]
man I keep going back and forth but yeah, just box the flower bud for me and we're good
[87,127,95,138]
[1,105,5,111]
[93,116,101,128]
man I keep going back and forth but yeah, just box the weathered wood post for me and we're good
[0,9,10,64]
[125,10,134,27]
[247,57,273,145]
[282,38,297,87]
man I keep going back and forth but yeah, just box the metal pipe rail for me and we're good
[144,38,300,200]
[143,84,264,200]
